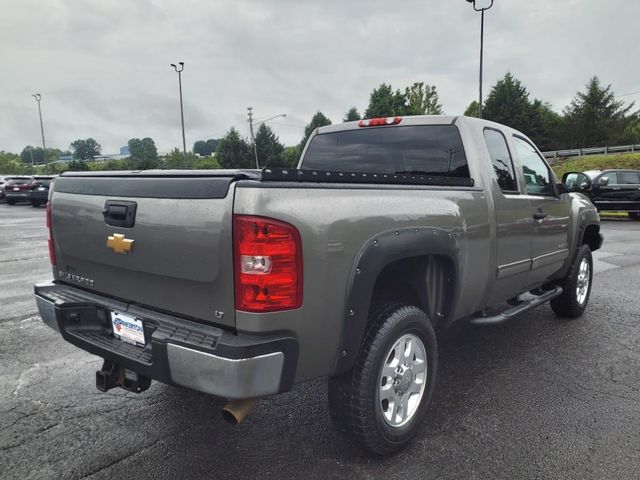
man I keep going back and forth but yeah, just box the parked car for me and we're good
[3,176,34,204]
[27,176,55,207]
[570,169,640,219]
[0,176,8,200]
[35,116,602,455]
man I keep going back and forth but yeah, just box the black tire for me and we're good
[31,202,41,208]
[629,212,640,220]
[6,199,15,205]
[550,244,593,318]
[328,302,438,455]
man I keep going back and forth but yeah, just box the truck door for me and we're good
[591,171,618,209]
[616,171,640,211]
[594,171,640,211]
[511,136,571,287]
[483,128,534,305]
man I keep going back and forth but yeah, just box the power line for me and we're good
[616,90,640,98]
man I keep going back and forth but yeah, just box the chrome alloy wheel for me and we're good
[378,333,427,428]
[576,257,590,305]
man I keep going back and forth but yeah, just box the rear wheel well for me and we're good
[371,255,454,328]
[582,224,601,251]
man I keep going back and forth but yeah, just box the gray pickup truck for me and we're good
[35,115,602,454]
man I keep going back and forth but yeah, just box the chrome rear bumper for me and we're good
[35,282,296,399]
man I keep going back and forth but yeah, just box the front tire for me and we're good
[31,202,41,208]
[328,302,438,455]
[629,212,640,221]
[6,199,15,205]
[550,244,593,318]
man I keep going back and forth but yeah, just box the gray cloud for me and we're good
[1,0,638,154]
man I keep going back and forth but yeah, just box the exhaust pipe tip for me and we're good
[222,398,259,425]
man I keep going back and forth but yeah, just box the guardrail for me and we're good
[542,144,640,162]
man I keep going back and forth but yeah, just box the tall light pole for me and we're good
[247,108,287,169]
[32,94,46,163]
[466,0,494,119]
[170,62,187,155]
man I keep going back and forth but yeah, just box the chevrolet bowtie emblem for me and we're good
[107,233,134,254]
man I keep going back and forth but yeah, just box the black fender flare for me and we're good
[555,219,601,280]
[330,226,461,375]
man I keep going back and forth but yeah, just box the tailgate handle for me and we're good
[103,200,137,228]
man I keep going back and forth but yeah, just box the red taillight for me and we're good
[46,203,56,266]
[233,215,302,312]
[358,116,402,127]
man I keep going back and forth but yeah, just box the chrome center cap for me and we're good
[399,369,414,392]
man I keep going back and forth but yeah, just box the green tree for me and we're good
[216,128,253,169]
[193,156,222,169]
[0,151,24,174]
[299,111,332,150]
[343,107,361,122]
[481,73,567,150]
[70,138,101,160]
[528,100,563,151]
[281,146,301,168]
[20,146,45,165]
[464,100,479,118]
[563,76,638,147]
[483,73,533,133]
[67,159,89,171]
[365,83,407,118]
[45,148,62,163]
[617,118,640,145]
[90,158,129,172]
[127,137,159,169]
[163,148,196,169]
[193,139,219,156]
[255,124,284,168]
[405,82,443,115]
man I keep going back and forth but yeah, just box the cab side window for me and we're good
[512,136,554,196]
[484,129,517,192]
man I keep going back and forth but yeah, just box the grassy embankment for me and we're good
[551,152,640,218]
[551,152,640,177]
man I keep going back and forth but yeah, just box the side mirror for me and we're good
[562,172,592,193]
[599,176,609,186]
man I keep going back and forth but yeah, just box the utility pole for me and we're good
[29,146,34,167]
[247,107,259,169]
[170,62,187,155]
[466,0,494,119]
[247,109,287,169]
[32,94,46,163]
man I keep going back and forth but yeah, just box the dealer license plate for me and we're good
[13,187,19,191]
[37,187,45,191]
[111,311,145,346]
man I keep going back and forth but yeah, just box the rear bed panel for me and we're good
[50,179,237,328]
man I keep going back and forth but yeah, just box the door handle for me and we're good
[533,210,547,220]
[103,200,137,228]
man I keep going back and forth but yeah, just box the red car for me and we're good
[4,176,35,205]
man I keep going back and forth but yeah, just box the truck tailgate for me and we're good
[49,173,240,328]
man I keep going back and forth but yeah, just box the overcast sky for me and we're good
[1,0,638,154]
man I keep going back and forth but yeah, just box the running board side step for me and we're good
[469,286,563,325]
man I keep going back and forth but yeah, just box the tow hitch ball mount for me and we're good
[96,359,151,394]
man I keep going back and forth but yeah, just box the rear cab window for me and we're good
[617,172,640,184]
[301,125,470,178]
[484,128,517,192]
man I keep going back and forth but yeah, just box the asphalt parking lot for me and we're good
[1,203,639,480]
